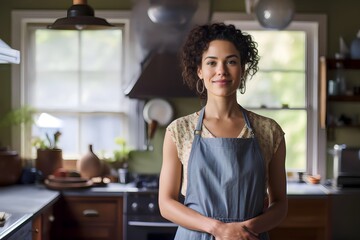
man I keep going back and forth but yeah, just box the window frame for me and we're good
[11,10,146,158]
[212,12,327,177]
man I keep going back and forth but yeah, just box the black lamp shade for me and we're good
[48,4,114,30]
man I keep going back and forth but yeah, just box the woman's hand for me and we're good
[212,222,259,240]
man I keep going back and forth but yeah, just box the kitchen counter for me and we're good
[0,184,60,240]
[1,182,360,239]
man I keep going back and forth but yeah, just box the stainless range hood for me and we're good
[125,0,211,99]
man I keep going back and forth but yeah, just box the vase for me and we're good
[77,144,102,179]
[36,148,63,179]
[350,30,360,59]
[0,147,22,186]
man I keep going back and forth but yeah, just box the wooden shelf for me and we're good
[320,56,360,129]
[326,58,360,69]
[327,124,360,128]
[328,95,360,102]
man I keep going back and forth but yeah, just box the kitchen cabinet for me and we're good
[269,196,330,240]
[320,57,360,130]
[32,204,55,240]
[54,195,123,240]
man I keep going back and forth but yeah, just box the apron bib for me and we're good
[174,107,269,240]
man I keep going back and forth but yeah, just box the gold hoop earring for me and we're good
[196,79,205,94]
[239,77,246,94]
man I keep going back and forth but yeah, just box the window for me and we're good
[11,11,143,160]
[212,13,327,176]
[238,30,306,171]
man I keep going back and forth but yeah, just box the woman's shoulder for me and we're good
[167,112,198,133]
[245,110,284,133]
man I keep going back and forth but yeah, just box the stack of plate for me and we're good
[44,175,93,190]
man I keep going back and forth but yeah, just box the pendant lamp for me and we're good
[255,0,294,29]
[147,0,198,26]
[48,0,114,30]
[245,0,295,30]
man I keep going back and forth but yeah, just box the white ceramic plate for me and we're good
[143,99,174,126]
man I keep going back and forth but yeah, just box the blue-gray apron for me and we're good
[174,107,269,240]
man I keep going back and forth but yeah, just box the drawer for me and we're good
[62,225,116,240]
[64,197,118,224]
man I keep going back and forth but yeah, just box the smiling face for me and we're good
[197,40,243,99]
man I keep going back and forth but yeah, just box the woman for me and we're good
[159,23,287,240]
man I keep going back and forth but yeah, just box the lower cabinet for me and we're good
[269,196,330,240]
[32,205,55,240]
[53,195,123,240]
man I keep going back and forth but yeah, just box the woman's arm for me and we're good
[244,137,288,234]
[158,130,221,234]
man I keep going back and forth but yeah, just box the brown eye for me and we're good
[206,61,216,66]
[227,59,238,65]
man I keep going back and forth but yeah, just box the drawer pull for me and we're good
[83,209,99,217]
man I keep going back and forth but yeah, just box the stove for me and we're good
[123,174,179,240]
[133,174,160,189]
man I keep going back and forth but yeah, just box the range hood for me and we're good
[125,51,195,99]
[125,0,211,99]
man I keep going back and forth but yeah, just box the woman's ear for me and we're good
[197,67,203,79]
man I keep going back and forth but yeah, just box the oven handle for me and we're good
[128,221,178,228]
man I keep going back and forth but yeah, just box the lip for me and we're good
[212,80,232,85]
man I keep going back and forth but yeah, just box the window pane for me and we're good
[251,109,307,171]
[35,30,79,71]
[81,30,122,71]
[238,71,306,108]
[80,114,124,155]
[249,31,306,71]
[80,30,123,111]
[33,72,79,109]
[81,71,121,111]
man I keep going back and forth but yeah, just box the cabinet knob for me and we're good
[48,214,55,222]
[83,209,99,217]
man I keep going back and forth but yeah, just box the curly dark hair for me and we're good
[181,22,259,98]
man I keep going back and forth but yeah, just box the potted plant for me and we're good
[32,131,63,179]
[104,137,131,183]
[0,106,35,185]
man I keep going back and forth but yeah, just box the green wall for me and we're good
[2,0,360,174]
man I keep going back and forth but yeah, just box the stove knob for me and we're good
[148,202,155,212]
[131,202,138,212]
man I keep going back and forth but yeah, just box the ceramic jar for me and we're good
[77,144,102,179]
[36,148,63,179]
[350,30,360,59]
[0,147,22,186]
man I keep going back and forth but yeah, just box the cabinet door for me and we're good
[32,205,55,240]
[269,197,330,240]
[59,196,123,240]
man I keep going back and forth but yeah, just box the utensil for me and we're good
[143,99,173,150]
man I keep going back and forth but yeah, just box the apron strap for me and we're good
[241,106,254,136]
[194,107,205,135]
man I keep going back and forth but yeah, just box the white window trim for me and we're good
[11,10,146,157]
[212,12,327,178]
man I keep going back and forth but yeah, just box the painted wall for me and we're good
[1,0,360,174]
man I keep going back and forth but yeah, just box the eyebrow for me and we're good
[204,54,239,60]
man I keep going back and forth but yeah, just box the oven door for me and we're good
[126,215,178,240]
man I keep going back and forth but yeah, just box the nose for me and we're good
[217,62,228,76]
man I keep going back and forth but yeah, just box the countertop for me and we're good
[0,184,60,240]
[1,182,360,239]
